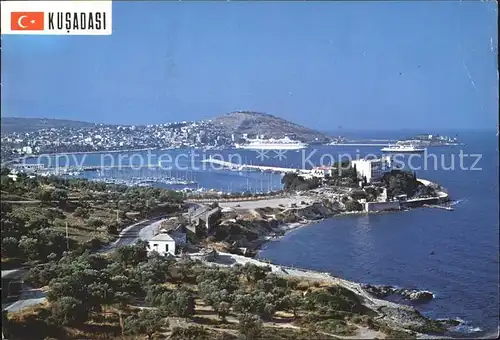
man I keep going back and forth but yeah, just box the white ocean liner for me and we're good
[381,144,425,153]
[235,136,307,150]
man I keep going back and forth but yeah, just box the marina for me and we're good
[91,176,198,187]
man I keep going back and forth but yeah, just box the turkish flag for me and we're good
[11,12,45,31]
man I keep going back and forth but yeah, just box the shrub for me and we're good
[237,313,262,340]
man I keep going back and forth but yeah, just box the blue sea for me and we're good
[258,130,499,337]
[25,129,499,337]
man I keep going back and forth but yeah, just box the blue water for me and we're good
[258,131,499,337]
[24,130,499,336]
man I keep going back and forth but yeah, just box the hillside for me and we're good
[1,112,331,143]
[208,111,330,142]
[0,117,97,134]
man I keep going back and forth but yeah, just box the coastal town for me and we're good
[1,118,235,159]
[1,113,460,162]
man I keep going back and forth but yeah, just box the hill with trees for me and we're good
[4,242,448,339]
[1,169,184,267]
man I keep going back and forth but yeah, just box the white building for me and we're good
[21,146,33,154]
[148,233,176,256]
[351,157,391,183]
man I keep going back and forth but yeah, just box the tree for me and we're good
[38,188,54,203]
[241,263,271,284]
[344,200,363,212]
[279,293,303,319]
[216,301,231,322]
[1,237,19,258]
[350,190,367,200]
[175,256,196,283]
[106,223,118,235]
[132,254,172,286]
[49,296,88,326]
[51,189,68,203]
[18,236,40,261]
[72,206,88,218]
[281,173,320,191]
[113,241,148,267]
[124,309,166,340]
[85,217,104,230]
[351,164,358,181]
[157,288,195,318]
[237,313,262,340]
[381,170,421,198]
[170,326,209,340]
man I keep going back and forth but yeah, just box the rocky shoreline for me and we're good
[208,197,466,338]
[202,251,460,339]
[361,284,435,303]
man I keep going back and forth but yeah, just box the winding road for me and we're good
[3,215,171,313]
[4,203,208,313]
[99,215,169,253]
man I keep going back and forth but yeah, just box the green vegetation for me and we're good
[189,190,284,200]
[281,161,360,192]
[281,173,320,191]
[380,170,428,198]
[344,200,363,212]
[325,161,359,187]
[1,169,184,266]
[124,309,167,339]
[3,241,419,339]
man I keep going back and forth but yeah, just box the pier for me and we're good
[201,158,310,174]
[327,143,390,147]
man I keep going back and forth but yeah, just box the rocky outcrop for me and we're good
[396,289,433,302]
[286,202,338,221]
[362,284,394,298]
[362,284,434,303]
[376,305,455,334]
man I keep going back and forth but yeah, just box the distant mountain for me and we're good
[208,111,330,142]
[1,117,97,134]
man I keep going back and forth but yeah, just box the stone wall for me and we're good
[365,201,400,212]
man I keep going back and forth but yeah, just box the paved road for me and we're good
[187,202,209,218]
[218,195,312,210]
[99,215,170,253]
[4,215,171,312]
[3,290,46,313]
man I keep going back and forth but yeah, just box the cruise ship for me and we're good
[234,136,308,150]
[381,144,425,153]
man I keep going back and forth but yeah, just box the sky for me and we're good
[1,1,498,130]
